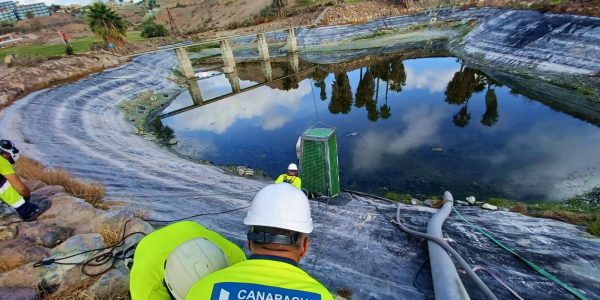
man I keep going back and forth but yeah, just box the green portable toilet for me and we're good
[299,125,340,197]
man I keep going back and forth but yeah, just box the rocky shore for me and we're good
[0,180,154,299]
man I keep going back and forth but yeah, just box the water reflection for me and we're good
[159,53,600,201]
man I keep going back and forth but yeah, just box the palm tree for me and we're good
[86,2,127,47]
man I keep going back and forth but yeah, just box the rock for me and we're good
[0,287,37,300]
[40,233,105,293]
[243,169,255,176]
[423,199,433,207]
[30,185,65,203]
[0,225,16,242]
[455,200,470,206]
[17,223,72,248]
[481,203,498,211]
[0,263,42,288]
[23,180,46,192]
[76,208,134,235]
[85,268,129,299]
[0,238,50,272]
[410,198,421,205]
[466,196,476,205]
[168,138,178,145]
[38,194,100,229]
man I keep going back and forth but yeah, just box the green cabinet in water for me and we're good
[299,127,340,197]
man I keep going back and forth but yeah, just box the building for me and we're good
[16,3,49,19]
[0,1,17,22]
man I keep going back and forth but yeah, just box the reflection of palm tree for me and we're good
[311,68,328,101]
[366,77,380,122]
[389,60,406,92]
[445,66,485,105]
[481,87,499,126]
[318,80,327,101]
[380,80,391,119]
[355,69,374,108]
[329,72,353,114]
[453,103,471,127]
[282,67,299,91]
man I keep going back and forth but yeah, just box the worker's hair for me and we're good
[250,226,306,250]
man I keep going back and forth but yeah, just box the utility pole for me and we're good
[167,8,181,37]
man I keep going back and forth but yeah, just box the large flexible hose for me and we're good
[395,204,499,300]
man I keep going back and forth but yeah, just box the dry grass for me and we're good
[15,156,105,206]
[0,257,21,272]
[95,223,124,246]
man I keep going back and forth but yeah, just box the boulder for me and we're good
[0,238,50,272]
[23,180,46,192]
[481,203,498,211]
[0,263,42,288]
[17,222,72,248]
[121,218,154,251]
[0,287,37,300]
[40,233,105,294]
[30,186,65,203]
[86,268,129,299]
[465,196,476,205]
[38,195,100,229]
[76,207,134,235]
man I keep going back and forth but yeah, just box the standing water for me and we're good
[159,55,600,202]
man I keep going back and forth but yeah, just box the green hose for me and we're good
[451,207,590,300]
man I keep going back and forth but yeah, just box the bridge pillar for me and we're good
[257,33,270,61]
[286,28,298,53]
[226,68,241,93]
[261,60,273,82]
[288,52,299,74]
[175,47,195,79]
[220,39,236,73]
[188,79,203,106]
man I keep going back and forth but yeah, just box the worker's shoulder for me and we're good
[187,259,334,299]
[0,157,14,175]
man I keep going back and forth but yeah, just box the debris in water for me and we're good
[482,203,498,211]
[346,132,360,137]
[430,146,444,152]
[466,196,476,205]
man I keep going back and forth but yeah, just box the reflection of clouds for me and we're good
[404,66,458,93]
[352,105,447,171]
[166,79,311,134]
[488,122,600,199]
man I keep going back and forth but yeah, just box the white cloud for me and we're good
[486,122,600,199]
[166,79,311,134]
[404,66,458,93]
[352,104,447,171]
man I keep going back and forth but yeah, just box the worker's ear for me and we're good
[298,236,310,259]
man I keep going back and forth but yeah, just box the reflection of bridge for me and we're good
[157,55,313,120]
[156,28,302,120]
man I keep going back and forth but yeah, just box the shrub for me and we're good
[589,215,600,236]
[141,20,168,38]
[15,156,105,206]
[65,44,74,55]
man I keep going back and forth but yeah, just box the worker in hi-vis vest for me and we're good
[129,221,246,300]
[275,163,302,189]
[183,183,335,300]
[0,139,49,221]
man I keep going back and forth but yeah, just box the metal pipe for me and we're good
[427,191,471,300]
[394,193,498,300]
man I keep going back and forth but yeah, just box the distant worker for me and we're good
[186,183,335,300]
[0,139,49,221]
[275,163,302,189]
[130,221,246,300]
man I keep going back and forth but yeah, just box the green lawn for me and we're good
[0,31,144,60]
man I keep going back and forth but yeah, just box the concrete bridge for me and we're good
[157,28,303,119]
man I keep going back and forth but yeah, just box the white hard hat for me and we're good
[0,140,19,163]
[244,183,313,233]
[288,163,298,171]
[164,238,230,300]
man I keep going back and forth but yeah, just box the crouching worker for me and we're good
[186,183,335,300]
[0,139,49,221]
[129,221,246,300]
[275,163,302,189]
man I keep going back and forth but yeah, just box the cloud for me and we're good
[165,78,311,134]
[352,104,447,171]
[404,66,457,93]
[486,122,600,199]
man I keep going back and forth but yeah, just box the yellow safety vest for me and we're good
[275,174,302,189]
[186,255,335,300]
[129,221,247,300]
[0,156,23,206]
